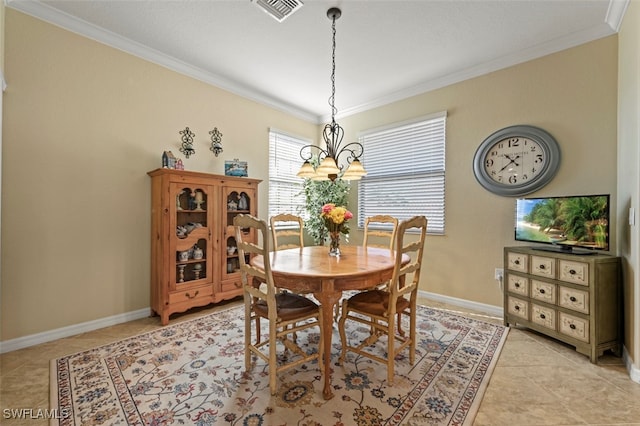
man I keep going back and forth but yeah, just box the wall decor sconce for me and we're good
[209,127,223,157]
[179,127,195,158]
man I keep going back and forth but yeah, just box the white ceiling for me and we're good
[6,0,628,123]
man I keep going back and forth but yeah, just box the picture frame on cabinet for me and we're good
[224,159,248,177]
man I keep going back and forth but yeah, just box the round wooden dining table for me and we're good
[251,244,408,400]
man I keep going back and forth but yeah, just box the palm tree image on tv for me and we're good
[519,196,608,248]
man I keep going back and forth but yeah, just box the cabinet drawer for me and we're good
[507,274,529,296]
[169,285,213,304]
[531,255,556,278]
[531,280,556,304]
[507,296,529,320]
[531,304,556,330]
[558,286,589,314]
[221,278,243,293]
[558,260,589,286]
[507,252,528,272]
[558,312,590,342]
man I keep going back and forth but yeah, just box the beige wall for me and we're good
[341,36,619,307]
[1,7,626,358]
[617,0,640,373]
[1,10,316,340]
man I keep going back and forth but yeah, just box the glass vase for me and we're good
[329,231,341,256]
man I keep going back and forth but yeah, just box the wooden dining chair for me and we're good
[234,214,323,395]
[270,213,305,250]
[334,215,399,321]
[363,215,399,250]
[337,215,427,385]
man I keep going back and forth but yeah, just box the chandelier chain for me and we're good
[329,13,337,125]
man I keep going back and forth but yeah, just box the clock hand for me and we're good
[498,154,522,172]
[499,158,516,172]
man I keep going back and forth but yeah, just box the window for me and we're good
[268,129,310,219]
[357,112,446,234]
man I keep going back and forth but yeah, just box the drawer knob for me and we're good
[569,269,576,275]
[540,314,546,319]
[515,305,520,311]
[570,296,577,302]
[514,260,520,265]
[569,324,576,330]
[539,289,546,294]
[515,283,520,288]
[185,290,199,299]
[539,264,546,270]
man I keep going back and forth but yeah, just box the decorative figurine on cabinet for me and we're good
[238,193,248,210]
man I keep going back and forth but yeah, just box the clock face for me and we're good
[473,125,561,196]
[483,136,544,186]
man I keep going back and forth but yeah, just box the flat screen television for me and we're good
[515,194,610,254]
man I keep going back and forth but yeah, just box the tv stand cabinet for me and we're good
[504,246,621,363]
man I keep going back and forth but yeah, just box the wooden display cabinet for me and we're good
[148,168,260,325]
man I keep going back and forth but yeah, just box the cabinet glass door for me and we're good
[171,184,211,288]
[223,189,254,279]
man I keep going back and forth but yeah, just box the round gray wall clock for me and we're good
[473,124,561,197]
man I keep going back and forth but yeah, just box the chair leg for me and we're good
[244,297,252,371]
[387,314,395,385]
[337,299,349,365]
[410,301,417,364]
[317,309,324,374]
[269,321,278,395]
[397,312,404,337]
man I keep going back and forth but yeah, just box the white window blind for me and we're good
[358,112,446,234]
[268,129,309,219]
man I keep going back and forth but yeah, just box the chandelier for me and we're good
[296,7,367,182]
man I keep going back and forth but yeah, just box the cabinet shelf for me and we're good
[177,258,206,265]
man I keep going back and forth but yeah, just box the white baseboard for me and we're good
[623,345,640,384]
[1,293,501,354]
[418,290,504,318]
[0,308,151,354]
[2,295,639,386]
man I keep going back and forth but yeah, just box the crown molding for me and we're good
[606,0,630,32]
[5,0,320,123]
[330,13,620,122]
[7,0,626,125]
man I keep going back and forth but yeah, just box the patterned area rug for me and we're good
[50,304,508,425]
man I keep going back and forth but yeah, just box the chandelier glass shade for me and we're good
[296,7,367,182]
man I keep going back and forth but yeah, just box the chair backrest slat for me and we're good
[363,215,399,250]
[390,216,427,297]
[270,213,305,250]
[235,214,276,296]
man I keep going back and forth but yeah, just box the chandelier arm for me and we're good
[335,142,365,162]
[299,144,330,162]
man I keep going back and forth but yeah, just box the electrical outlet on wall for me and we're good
[495,268,504,281]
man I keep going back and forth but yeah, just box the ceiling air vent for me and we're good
[252,0,303,22]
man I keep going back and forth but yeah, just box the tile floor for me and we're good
[1,298,639,425]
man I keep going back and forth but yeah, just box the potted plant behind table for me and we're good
[297,156,351,246]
